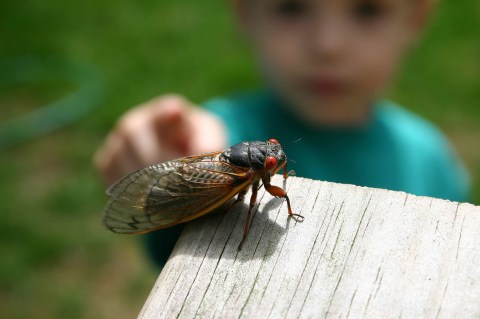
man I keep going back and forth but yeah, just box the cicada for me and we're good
[103,138,304,249]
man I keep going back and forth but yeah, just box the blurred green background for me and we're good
[0,0,478,318]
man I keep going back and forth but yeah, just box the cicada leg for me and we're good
[228,189,247,211]
[238,180,260,250]
[283,163,295,179]
[263,174,304,222]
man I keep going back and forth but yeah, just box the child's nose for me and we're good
[308,19,349,59]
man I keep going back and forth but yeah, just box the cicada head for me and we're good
[221,139,287,174]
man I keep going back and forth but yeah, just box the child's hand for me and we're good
[94,95,226,186]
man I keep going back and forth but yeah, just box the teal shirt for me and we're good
[204,91,470,202]
[146,91,470,267]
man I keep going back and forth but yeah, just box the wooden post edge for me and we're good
[138,175,480,318]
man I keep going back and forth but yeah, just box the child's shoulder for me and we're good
[376,100,470,201]
[376,100,450,154]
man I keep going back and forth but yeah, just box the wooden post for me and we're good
[138,175,480,318]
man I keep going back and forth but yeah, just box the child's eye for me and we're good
[352,1,386,22]
[274,0,307,18]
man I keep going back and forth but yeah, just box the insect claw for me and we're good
[289,213,305,222]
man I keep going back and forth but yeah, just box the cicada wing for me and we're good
[103,155,252,234]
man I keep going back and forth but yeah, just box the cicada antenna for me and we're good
[283,138,299,169]
[285,138,302,148]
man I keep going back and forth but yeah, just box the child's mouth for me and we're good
[304,77,347,97]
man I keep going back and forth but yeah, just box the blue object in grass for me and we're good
[0,56,104,150]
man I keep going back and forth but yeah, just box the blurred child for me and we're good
[94,0,470,266]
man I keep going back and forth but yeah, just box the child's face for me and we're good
[238,0,428,126]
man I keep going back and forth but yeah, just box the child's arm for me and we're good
[94,94,227,186]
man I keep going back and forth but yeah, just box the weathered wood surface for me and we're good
[139,175,480,319]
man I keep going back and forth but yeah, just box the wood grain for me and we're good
[138,175,480,319]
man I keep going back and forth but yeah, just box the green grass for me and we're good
[0,1,478,318]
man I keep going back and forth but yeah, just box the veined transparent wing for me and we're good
[103,153,253,234]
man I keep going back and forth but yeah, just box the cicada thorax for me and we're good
[220,140,287,175]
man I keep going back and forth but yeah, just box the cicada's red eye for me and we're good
[268,138,279,144]
[265,156,277,170]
